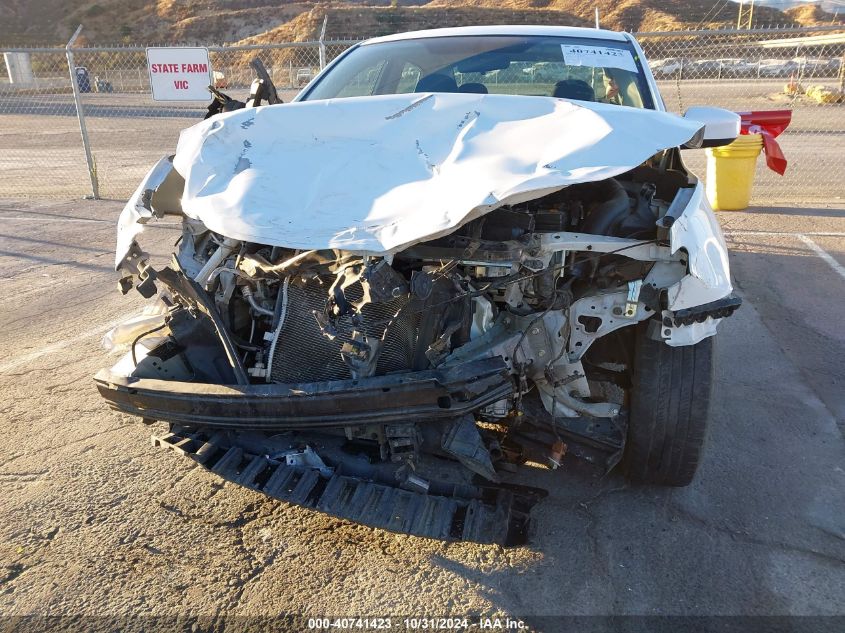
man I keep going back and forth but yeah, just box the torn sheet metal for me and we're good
[115,155,184,270]
[172,92,703,255]
[115,156,174,270]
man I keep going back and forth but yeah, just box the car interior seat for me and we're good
[415,73,459,93]
[552,79,595,102]
[457,82,488,94]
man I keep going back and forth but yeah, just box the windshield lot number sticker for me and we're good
[561,45,637,72]
[146,47,212,101]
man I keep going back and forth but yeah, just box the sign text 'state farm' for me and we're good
[146,47,212,101]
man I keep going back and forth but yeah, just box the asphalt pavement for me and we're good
[0,197,842,628]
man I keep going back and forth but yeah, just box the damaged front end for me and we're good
[97,94,739,545]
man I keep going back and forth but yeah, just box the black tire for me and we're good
[623,322,715,486]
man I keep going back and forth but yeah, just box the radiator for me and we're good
[269,275,418,384]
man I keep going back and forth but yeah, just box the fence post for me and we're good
[65,24,99,199]
[318,15,328,70]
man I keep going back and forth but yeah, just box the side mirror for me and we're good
[681,106,741,149]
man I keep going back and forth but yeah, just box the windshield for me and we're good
[301,35,653,108]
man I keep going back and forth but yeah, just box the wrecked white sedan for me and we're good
[96,26,741,545]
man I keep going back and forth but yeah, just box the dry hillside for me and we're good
[785,2,840,24]
[0,0,840,45]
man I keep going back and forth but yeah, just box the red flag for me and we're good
[735,110,792,175]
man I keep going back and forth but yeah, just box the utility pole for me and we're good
[736,0,755,30]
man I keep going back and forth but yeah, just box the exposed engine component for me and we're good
[98,32,744,546]
[109,175,679,412]
[99,170,739,545]
[268,273,417,383]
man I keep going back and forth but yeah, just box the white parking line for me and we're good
[0,217,112,223]
[725,230,845,281]
[797,234,845,282]
[0,313,136,374]
[0,217,179,225]
[724,230,845,237]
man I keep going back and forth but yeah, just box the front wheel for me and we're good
[623,322,715,486]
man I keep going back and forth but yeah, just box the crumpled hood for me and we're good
[173,92,702,254]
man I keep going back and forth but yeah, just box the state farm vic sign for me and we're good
[146,47,212,101]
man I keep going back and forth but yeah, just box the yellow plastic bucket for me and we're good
[705,133,763,211]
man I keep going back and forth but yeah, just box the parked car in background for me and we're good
[649,57,686,76]
[212,70,227,89]
[296,67,314,86]
[716,58,757,77]
[792,57,838,78]
[758,58,798,77]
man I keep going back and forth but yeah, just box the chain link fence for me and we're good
[0,47,93,197]
[638,26,844,205]
[1,26,843,204]
[0,40,344,199]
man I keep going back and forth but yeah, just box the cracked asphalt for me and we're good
[0,197,843,626]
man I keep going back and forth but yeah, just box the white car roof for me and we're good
[364,25,631,46]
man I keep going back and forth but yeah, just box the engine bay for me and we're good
[109,167,687,446]
[97,158,739,544]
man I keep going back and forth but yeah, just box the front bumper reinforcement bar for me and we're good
[94,357,513,430]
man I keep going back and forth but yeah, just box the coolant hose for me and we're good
[194,238,240,287]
